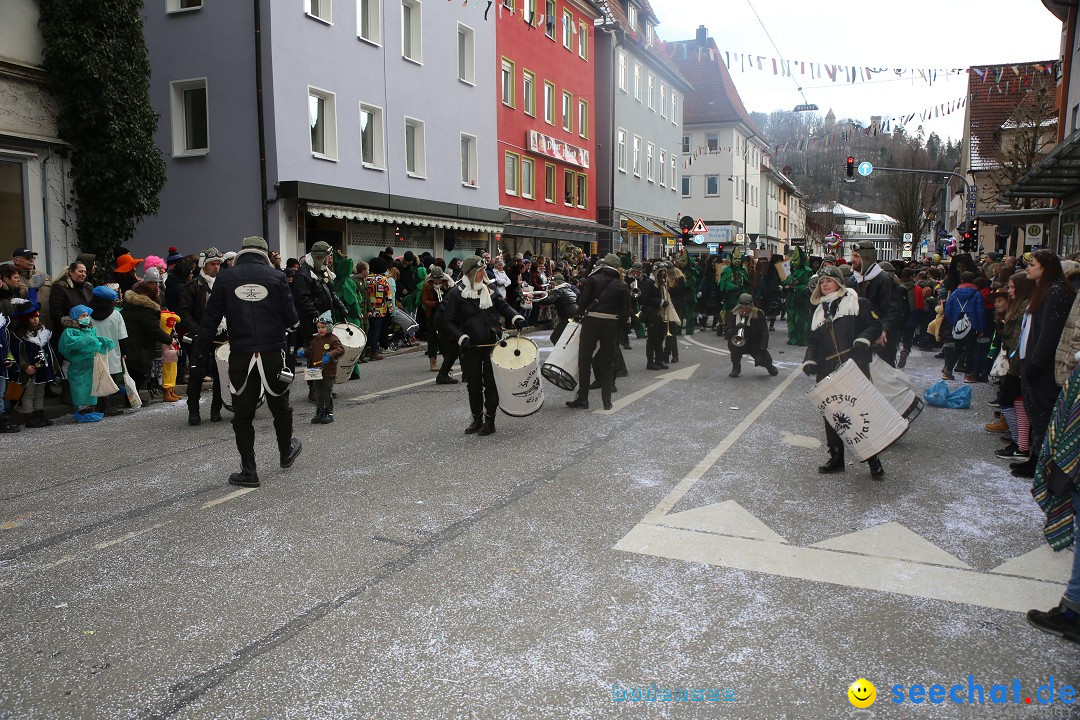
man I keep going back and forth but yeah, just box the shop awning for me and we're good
[306,203,504,234]
[623,212,673,237]
[1007,128,1080,200]
[974,207,1058,224]
[501,207,618,240]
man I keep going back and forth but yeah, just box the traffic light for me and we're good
[679,215,694,246]
[961,222,974,252]
[846,157,855,178]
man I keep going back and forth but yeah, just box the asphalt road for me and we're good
[2,325,1079,719]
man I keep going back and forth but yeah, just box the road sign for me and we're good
[858,162,873,177]
[902,243,913,258]
[902,232,913,242]
[692,219,709,235]
[693,235,706,244]
[735,233,745,244]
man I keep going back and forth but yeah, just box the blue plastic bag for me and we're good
[923,380,972,409]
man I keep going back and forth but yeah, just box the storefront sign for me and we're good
[707,226,732,243]
[528,131,590,169]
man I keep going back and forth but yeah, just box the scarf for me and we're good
[303,254,336,281]
[853,263,882,284]
[200,270,216,289]
[25,327,52,348]
[810,288,851,331]
[1032,364,1080,550]
[460,277,493,310]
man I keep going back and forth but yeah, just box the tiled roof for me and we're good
[668,34,765,139]
[595,0,691,90]
[967,60,1057,171]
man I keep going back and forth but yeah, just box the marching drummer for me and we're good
[442,255,525,436]
[724,293,778,378]
[802,266,885,480]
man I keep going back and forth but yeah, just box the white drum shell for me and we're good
[541,321,581,392]
[490,336,545,417]
[332,323,367,382]
[806,359,907,461]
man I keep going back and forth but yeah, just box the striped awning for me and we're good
[306,203,503,234]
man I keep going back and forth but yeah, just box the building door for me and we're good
[0,159,27,260]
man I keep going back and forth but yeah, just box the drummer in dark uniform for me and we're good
[442,255,525,436]
[193,236,303,488]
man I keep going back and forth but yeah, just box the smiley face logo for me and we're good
[847,678,876,708]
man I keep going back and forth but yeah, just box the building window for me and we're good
[401,0,422,63]
[308,86,337,160]
[545,0,555,38]
[523,71,536,116]
[358,0,381,43]
[167,0,202,13]
[544,163,556,202]
[627,2,636,29]
[544,82,555,124]
[617,128,627,172]
[0,161,26,251]
[404,116,426,177]
[671,156,676,192]
[170,78,208,156]
[305,0,332,23]
[633,63,641,102]
[578,22,588,59]
[681,175,690,197]
[659,149,666,186]
[1074,102,1080,132]
[502,0,514,10]
[525,0,537,25]
[646,143,654,182]
[460,133,477,186]
[681,135,690,153]
[706,132,719,151]
[359,102,385,169]
[501,58,515,107]
[633,135,642,177]
[647,74,655,110]
[563,169,574,205]
[504,151,519,195]
[561,10,573,50]
[577,99,587,138]
[705,175,719,196]
[561,91,572,132]
[521,157,535,199]
[575,173,586,209]
[671,91,678,124]
[617,51,627,92]
[660,84,667,118]
[458,24,475,84]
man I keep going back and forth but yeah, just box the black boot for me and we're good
[228,457,259,488]
[1011,457,1037,478]
[209,400,223,423]
[818,450,845,474]
[729,360,741,378]
[0,412,21,434]
[565,396,589,409]
[188,404,201,426]
[23,410,46,428]
[477,413,496,436]
[280,437,303,469]
[766,364,779,377]
[435,373,459,385]
[465,414,482,434]
[867,456,885,480]
[646,359,661,370]
[311,408,325,424]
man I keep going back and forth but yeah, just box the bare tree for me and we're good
[882,147,937,242]
[988,74,1057,209]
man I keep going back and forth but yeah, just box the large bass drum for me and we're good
[490,336,545,417]
[541,320,581,391]
[805,359,906,462]
[214,342,264,412]
[332,322,367,382]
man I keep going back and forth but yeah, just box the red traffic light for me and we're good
[847,157,855,165]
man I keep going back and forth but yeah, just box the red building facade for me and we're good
[496,0,603,256]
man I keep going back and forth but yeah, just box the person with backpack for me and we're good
[943,271,986,382]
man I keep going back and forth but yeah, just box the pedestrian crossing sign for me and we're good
[692,219,708,235]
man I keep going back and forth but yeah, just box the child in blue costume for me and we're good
[58,305,114,422]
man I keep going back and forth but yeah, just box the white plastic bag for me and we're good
[92,353,119,397]
[122,359,142,409]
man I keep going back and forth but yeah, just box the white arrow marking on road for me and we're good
[593,364,699,415]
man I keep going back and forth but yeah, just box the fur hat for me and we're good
[460,255,486,279]
[426,265,447,281]
[738,293,753,306]
[199,247,223,268]
[851,240,877,265]
[810,266,846,305]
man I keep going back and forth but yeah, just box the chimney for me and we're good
[696,25,708,46]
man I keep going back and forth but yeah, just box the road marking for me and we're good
[780,431,821,449]
[201,488,257,510]
[593,364,700,415]
[348,372,461,403]
[991,545,1075,582]
[809,521,971,569]
[683,335,729,355]
[93,522,171,550]
[640,368,800,521]
[658,500,787,543]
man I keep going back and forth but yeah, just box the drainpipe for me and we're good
[41,148,53,275]
[254,0,270,242]
[597,23,619,255]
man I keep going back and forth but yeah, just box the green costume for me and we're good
[717,248,752,319]
[332,254,365,327]
[678,254,700,336]
[782,247,812,345]
[58,322,113,409]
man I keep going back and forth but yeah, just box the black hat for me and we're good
[12,247,37,259]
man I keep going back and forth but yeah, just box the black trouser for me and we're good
[426,312,440,358]
[825,418,845,456]
[438,320,460,376]
[944,335,975,374]
[550,318,569,345]
[576,316,618,405]
[312,375,334,411]
[188,351,223,416]
[228,350,293,466]
[731,349,774,373]
[875,329,898,367]
[645,320,666,363]
[460,347,498,417]
[1023,369,1061,459]
[663,322,679,361]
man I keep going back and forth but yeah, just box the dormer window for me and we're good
[626,2,636,30]
[646,21,653,44]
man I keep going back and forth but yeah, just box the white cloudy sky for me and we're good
[648,0,1062,143]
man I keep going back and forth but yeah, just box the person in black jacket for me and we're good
[725,293,778,378]
[442,255,524,436]
[178,248,226,425]
[536,273,578,344]
[803,266,885,479]
[291,240,347,399]
[849,240,904,366]
[1012,250,1077,478]
[639,262,675,371]
[193,236,302,488]
[566,254,632,411]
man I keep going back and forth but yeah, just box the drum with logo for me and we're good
[805,359,906,461]
[332,322,367,382]
[541,320,581,391]
[490,336,544,417]
[214,342,264,411]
